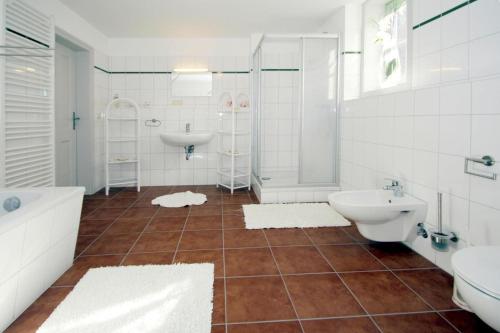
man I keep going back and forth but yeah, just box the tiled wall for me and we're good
[102,55,250,186]
[341,0,500,273]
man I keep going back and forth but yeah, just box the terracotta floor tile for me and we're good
[224,229,268,248]
[84,208,123,220]
[264,229,312,246]
[78,219,113,236]
[131,232,181,253]
[223,204,244,216]
[318,245,386,272]
[122,252,174,265]
[190,205,223,216]
[178,230,223,250]
[272,246,332,274]
[213,279,225,324]
[103,218,149,235]
[54,255,123,286]
[301,317,379,333]
[373,313,457,333]
[223,195,254,205]
[83,233,140,255]
[284,274,365,318]
[156,206,190,217]
[174,250,224,278]
[100,197,136,208]
[342,225,370,243]
[223,215,245,229]
[212,325,225,333]
[146,216,186,232]
[365,243,435,269]
[132,199,155,208]
[185,215,223,230]
[226,276,296,322]
[227,321,302,333]
[304,227,355,245]
[74,235,97,257]
[440,310,497,333]
[396,269,458,310]
[5,287,73,333]
[82,199,104,210]
[225,248,279,277]
[120,207,158,219]
[341,271,431,314]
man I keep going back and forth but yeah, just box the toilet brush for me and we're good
[430,192,457,251]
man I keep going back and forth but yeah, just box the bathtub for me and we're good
[0,187,85,331]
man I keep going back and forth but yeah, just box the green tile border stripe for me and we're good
[94,66,249,75]
[413,0,477,30]
[261,68,300,72]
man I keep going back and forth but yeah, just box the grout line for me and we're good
[305,229,384,333]
[219,189,229,332]
[170,207,192,263]
[358,243,462,332]
[262,230,306,333]
[75,193,145,260]
[117,207,162,266]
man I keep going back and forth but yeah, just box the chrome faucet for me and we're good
[383,179,404,197]
[185,123,191,133]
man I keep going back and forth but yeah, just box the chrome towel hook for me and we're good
[145,119,161,127]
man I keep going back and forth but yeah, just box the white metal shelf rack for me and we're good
[216,92,251,194]
[105,98,141,195]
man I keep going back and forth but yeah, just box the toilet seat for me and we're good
[452,246,500,300]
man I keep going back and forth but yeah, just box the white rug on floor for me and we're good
[151,191,207,208]
[243,203,351,229]
[37,264,214,333]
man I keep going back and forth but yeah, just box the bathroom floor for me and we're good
[6,186,495,333]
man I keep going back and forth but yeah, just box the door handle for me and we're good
[72,112,80,130]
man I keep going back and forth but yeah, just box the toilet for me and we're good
[451,246,500,331]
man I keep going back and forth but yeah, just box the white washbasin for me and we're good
[329,190,427,242]
[160,130,214,146]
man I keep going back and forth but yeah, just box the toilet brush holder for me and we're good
[431,192,458,252]
[430,229,458,252]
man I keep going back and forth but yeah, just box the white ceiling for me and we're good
[60,0,354,38]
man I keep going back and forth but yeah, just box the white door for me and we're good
[55,42,78,186]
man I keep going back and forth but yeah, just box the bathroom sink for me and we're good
[160,131,214,146]
[329,190,427,242]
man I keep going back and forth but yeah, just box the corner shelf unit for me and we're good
[216,92,251,194]
[105,98,141,196]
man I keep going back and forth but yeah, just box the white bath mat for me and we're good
[151,191,207,208]
[37,264,214,333]
[243,203,351,229]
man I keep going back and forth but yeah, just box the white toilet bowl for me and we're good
[452,246,500,331]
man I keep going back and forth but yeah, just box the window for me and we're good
[362,0,408,92]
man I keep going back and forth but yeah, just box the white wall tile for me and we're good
[470,0,500,40]
[439,115,470,156]
[440,82,471,115]
[470,33,500,78]
[441,43,469,82]
[471,77,500,115]
[469,202,500,245]
[414,116,439,152]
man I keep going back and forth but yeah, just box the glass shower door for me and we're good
[299,37,339,184]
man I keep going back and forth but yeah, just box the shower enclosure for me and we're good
[251,34,340,201]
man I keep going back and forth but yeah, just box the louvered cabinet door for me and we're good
[1,0,55,187]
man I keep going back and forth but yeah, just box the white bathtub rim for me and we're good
[0,187,85,236]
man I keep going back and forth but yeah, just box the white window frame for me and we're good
[361,0,413,97]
